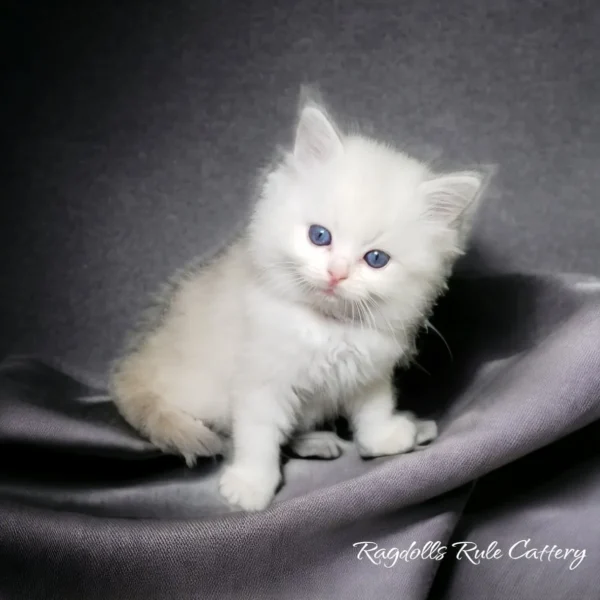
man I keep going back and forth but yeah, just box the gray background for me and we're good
[2,0,599,380]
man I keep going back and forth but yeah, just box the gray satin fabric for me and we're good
[1,1,600,599]
[1,273,599,599]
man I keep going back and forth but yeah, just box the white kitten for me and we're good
[111,94,489,511]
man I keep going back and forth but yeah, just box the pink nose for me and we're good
[327,266,349,286]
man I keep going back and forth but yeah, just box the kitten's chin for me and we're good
[277,269,349,315]
[306,287,350,317]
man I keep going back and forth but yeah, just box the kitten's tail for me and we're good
[111,364,223,467]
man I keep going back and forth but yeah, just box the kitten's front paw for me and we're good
[219,464,280,512]
[356,415,418,458]
[416,419,438,446]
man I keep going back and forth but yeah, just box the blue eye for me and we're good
[308,224,332,246]
[364,250,390,268]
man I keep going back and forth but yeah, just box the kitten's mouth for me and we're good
[298,274,343,304]
[318,284,342,300]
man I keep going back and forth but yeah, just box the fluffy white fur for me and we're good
[111,96,488,512]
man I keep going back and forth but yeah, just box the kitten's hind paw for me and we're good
[290,430,346,459]
[145,410,224,467]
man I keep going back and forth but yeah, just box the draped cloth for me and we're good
[2,273,599,599]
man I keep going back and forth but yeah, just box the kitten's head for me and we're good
[249,98,491,326]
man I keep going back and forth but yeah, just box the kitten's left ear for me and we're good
[293,103,343,168]
[421,166,496,236]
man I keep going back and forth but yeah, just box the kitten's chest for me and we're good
[248,292,401,394]
[290,313,397,396]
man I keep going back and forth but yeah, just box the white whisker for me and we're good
[359,298,376,332]
[425,319,453,360]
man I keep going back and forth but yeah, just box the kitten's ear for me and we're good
[293,103,343,168]
[421,166,495,236]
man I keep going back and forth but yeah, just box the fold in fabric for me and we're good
[1,272,599,599]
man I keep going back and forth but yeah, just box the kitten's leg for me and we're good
[219,387,293,512]
[351,379,430,457]
[289,430,346,459]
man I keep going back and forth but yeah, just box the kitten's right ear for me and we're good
[293,103,343,168]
